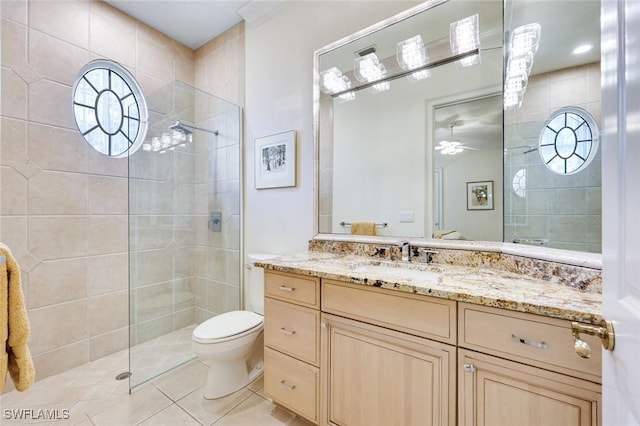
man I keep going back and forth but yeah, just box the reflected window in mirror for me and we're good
[504,0,601,253]
[538,107,599,175]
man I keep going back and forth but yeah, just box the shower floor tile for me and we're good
[130,325,197,388]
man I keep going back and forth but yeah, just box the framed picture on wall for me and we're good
[467,180,494,210]
[254,130,297,189]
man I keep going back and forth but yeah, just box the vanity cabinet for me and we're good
[263,271,321,424]
[458,303,602,426]
[263,272,602,426]
[321,280,457,426]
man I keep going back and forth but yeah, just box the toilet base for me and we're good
[203,360,264,400]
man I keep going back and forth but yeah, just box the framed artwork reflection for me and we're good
[467,180,494,210]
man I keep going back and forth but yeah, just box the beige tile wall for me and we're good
[192,24,244,324]
[0,0,199,383]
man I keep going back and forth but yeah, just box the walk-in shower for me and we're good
[128,80,241,389]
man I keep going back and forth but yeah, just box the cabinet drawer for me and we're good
[459,303,602,383]
[265,297,320,366]
[265,347,319,424]
[322,280,456,344]
[265,271,320,308]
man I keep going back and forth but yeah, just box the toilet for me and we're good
[192,254,277,399]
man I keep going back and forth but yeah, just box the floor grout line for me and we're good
[171,402,206,426]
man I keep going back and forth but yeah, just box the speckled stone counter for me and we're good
[255,251,603,325]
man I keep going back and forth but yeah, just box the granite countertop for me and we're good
[255,252,603,325]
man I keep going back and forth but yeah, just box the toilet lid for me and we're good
[193,311,263,341]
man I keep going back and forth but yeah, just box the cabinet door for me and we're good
[459,349,601,426]
[321,313,456,426]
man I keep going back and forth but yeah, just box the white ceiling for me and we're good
[104,0,600,69]
[104,0,250,49]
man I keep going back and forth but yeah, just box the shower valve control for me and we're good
[209,211,222,232]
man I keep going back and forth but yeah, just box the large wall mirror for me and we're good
[315,0,601,254]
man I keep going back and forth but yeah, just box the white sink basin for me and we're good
[349,263,442,282]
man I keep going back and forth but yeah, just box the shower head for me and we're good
[169,121,218,136]
[169,121,193,135]
[506,145,538,154]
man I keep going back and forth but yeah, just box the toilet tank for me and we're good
[246,254,278,315]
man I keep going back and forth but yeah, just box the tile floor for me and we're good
[1,335,312,425]
[130,325,197,388]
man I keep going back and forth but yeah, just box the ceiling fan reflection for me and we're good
[435,123,479,155]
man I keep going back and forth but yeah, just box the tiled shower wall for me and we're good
[504,63,601,253]
[192,25,244,324]
[0,0,244,384]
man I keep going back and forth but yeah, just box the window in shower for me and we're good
[72,59,148,158]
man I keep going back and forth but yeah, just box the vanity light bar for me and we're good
[507,51,534,76]
[329,49,479,99]
[397,35,431,82]
[510,23,541,55]
[450,14,480,67]
[354,52,387,83]
[319,67,352,95]
[504,23,541,110]
[397,35,428,71]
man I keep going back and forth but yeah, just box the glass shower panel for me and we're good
[128,80,241,389]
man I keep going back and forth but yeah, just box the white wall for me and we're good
[436,148,503,240]
[244,1,420,256]
[333,82,427,237]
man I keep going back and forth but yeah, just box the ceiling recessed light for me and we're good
[572,44,593,55]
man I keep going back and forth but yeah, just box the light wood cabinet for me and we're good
[458,349,601,426]
[264,297,320,365]
[264,271,320,424]
[320,313,456,426]
[458,303,602,426]
[263,272,602,426]
[264,347,319,423]
[322,279,457,344]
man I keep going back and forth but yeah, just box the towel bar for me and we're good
[340,221,388,228]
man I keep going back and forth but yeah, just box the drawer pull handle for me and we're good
[279,286,295,292]
[279,327,296,335]
[511,334,548,349]
[280,380,296,391]
[463,363,475,373]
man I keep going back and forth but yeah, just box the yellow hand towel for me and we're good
[0,243,35,392]
[350,221,376,236]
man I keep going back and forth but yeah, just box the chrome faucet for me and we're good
[398,241,410,262]
[419,248,439,264]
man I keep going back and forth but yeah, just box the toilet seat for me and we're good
[193,310,263,344]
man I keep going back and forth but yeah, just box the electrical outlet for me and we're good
[398,210,415,223]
